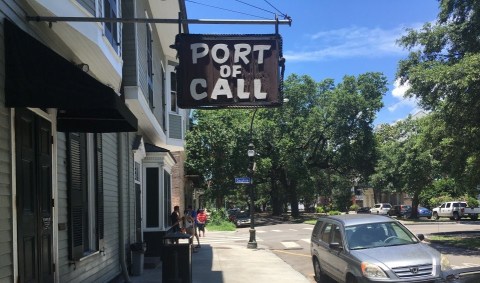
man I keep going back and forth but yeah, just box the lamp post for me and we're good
[247,109,258,249]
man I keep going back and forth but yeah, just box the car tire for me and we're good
[433,212,439,220]
[471,214,478,221]
[346,275,358,283]
[313,258,326,283]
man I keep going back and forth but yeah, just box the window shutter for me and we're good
[95,133,104,249]
[67,133,86,260]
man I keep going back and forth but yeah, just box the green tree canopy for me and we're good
[397,0,480,191]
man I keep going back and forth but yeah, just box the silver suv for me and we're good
[310,214,451,283]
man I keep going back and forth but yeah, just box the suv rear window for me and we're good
[312,221,324,239]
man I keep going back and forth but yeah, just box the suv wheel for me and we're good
[313,258,326,282]
[432,212,439,220]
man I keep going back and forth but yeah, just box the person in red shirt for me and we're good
[196,209,208,237]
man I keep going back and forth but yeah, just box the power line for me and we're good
[185,0,272,20]
[233,0,277,16]
[263,0,289,19]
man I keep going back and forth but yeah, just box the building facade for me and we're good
[0,0,188,282]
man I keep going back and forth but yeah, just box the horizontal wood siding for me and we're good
[0,9,13,282]
[76,0,95,15]
[121,0,138,86]
[58,133,121,282]
[151,25,166,129]
[135,0,149,104]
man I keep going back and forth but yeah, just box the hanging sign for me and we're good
[173,34,284,109]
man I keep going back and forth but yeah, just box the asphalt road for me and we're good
[231,218,480,283]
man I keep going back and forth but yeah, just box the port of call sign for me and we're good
[174,34,283,109]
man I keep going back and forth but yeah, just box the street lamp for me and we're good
[247,109,258,249]
[247,142,257,249]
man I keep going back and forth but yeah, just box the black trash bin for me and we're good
[162,232,193,283]
[130,242,147,276]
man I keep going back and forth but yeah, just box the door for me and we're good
[441,203,451,217]
[16,108,54,283]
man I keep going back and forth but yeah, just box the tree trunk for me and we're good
[270,177,282,216]
[282,171,299,218]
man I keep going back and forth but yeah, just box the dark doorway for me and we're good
[15,108,54,282]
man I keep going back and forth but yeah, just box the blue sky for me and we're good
[184,0,440,125]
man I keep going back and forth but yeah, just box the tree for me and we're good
[185,110,251,208]
[397,0,480,192]
[185,73,387,216]
[372,116,442,218]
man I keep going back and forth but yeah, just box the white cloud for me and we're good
[284,25,417,62]
[387,79,419,112]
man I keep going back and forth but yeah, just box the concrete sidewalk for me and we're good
[128,241,311,283]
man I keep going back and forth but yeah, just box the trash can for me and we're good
[130,242,147,276]
[162,232,193,283]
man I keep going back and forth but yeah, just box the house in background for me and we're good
[0,0,189,282]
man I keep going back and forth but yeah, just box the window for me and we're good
[104,0,120,53]
[312,221,324,240]
[146,167,159,228]
[146,23,154,109]
[67,133,104,260]
[170,71,177,113]
[163,170,171,226]
[331,225,342,246]
[144,167,172,229]
[321,223,333,243]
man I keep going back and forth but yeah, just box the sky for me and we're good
[184,0,440,125]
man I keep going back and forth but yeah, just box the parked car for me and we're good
[432,201,464,221]
[232,211,251,227]
[227,208,240,222]
[399,206,433,219]
[387,204,411,218]
[356,207,371,214]
[416,206,433,219]
[432,201,480,221]
[310,214,452,283]
[369,203,392,215]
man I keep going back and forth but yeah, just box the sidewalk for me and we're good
[128,240,311,283]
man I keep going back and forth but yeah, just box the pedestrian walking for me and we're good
[197,208,207,237]
[186,205,201,248]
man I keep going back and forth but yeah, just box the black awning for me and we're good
[4,19,137,133]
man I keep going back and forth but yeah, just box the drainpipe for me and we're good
[118,132,131,282]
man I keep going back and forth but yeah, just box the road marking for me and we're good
[303,227,313,230]
[272,249,311,257]
[301,238,311,243]
[289,229,298,231]
[256,230,267,233]
[271,229,282,232]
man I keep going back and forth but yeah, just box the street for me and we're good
[201,219,480,283]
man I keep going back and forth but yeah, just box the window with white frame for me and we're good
[144,165,172,230]
[67,133,104,260]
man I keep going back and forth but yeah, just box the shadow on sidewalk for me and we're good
[192,244,224,283]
